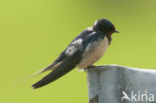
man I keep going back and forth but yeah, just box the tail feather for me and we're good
[11,64,57,87]
[32,64,75,89]
[31,62,62,77]
[32,57,81,89]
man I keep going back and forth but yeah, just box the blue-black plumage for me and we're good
[32,18,119,89]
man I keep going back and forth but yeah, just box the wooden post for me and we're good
[87,65,156,103]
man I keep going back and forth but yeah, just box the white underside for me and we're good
[77,36,109,69]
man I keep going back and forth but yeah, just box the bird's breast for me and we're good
[77,36,109,69]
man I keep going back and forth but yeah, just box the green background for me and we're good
[0,0,156,103]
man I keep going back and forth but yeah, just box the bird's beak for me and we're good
[114,30,119,33]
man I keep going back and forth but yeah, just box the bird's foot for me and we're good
[78,65,96,72]
[84,65,96,71]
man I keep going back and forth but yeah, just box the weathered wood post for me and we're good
[87,65,156,103]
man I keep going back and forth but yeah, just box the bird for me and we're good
[32,18,119,89]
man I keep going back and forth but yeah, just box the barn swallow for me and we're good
[32,18,119,89]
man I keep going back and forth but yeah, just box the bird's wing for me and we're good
[31,29,104,89]
[81,31,105,51]
[31,50,66,77]
[31,29,92,77]
[32,39,83,89]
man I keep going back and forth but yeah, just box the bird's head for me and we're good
[93,18,119,36]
